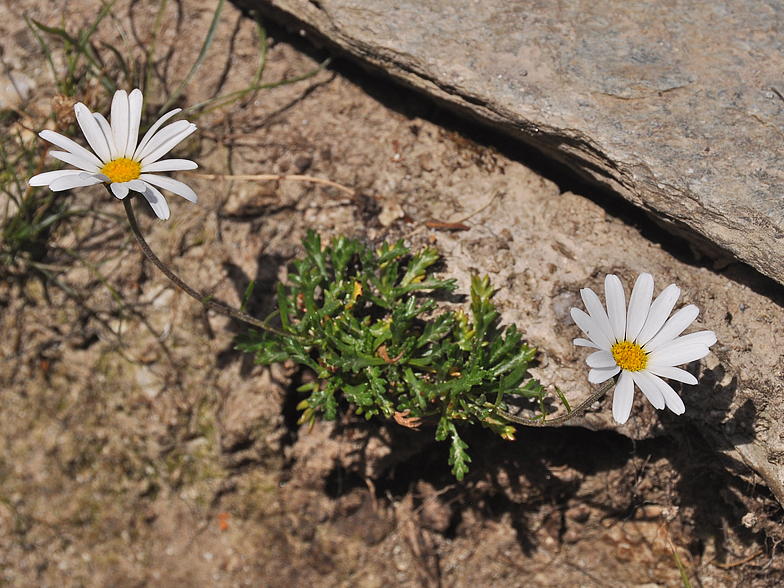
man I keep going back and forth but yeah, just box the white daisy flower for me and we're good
[570,273,716,424]
[29,88,197,220]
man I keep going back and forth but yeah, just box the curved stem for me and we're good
[494,378,615,427]
[123,198,294,337]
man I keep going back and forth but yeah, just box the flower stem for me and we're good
[494,378,615,427]
[123,197,293,337]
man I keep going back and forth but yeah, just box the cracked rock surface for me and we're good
[247,0,784,287]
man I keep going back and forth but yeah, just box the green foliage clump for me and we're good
[0,124,66,275]
[236,230,547,480]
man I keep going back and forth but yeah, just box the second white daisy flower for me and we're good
[29,88,197,220]
[571,273,716,424]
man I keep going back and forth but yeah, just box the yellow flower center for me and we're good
[101,158,141,183]
[611,340,648,372]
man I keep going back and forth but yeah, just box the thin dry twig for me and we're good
[447,188,502,224]
[710,550,764,569]
[411,189,503,235]
[185,171,356,197]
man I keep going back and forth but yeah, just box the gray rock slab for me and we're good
[245,0,784,286]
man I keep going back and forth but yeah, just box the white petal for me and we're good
[574,337,601,349]
[139,183,171,220]
[586,350,617,369]
[125,89,144,156]
[612,371,635,424]
[670,330,717,348]
[659,380,686,415]
[626,273,653,342]
[580,287,616,346]
[643,305,699,352]
[126,179,147,193]
[645,365,698,385]
[39,130,104,169]
[140,174,198,203]
[75,103,112,162]
[48,173,104,191]
[30,169,86,187]
[110,182,130,199]
[571,308,612,350]
[110,89,131,159]
[48,150,101,172]
[636,283,681,346]
[631,371,665,410]
[652,332,714,352]
[93,113,118,160]
[588,365,620,384]
[141,158,198,172]
[138,121,197,165]
[647,343,710,367]
[133,108,181,160]
[605,274,627,342]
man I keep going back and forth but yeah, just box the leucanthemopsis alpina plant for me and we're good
[235,230,550,480]
[29,88,198,220]
[25,88,720,478]
[571,273,716,424]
